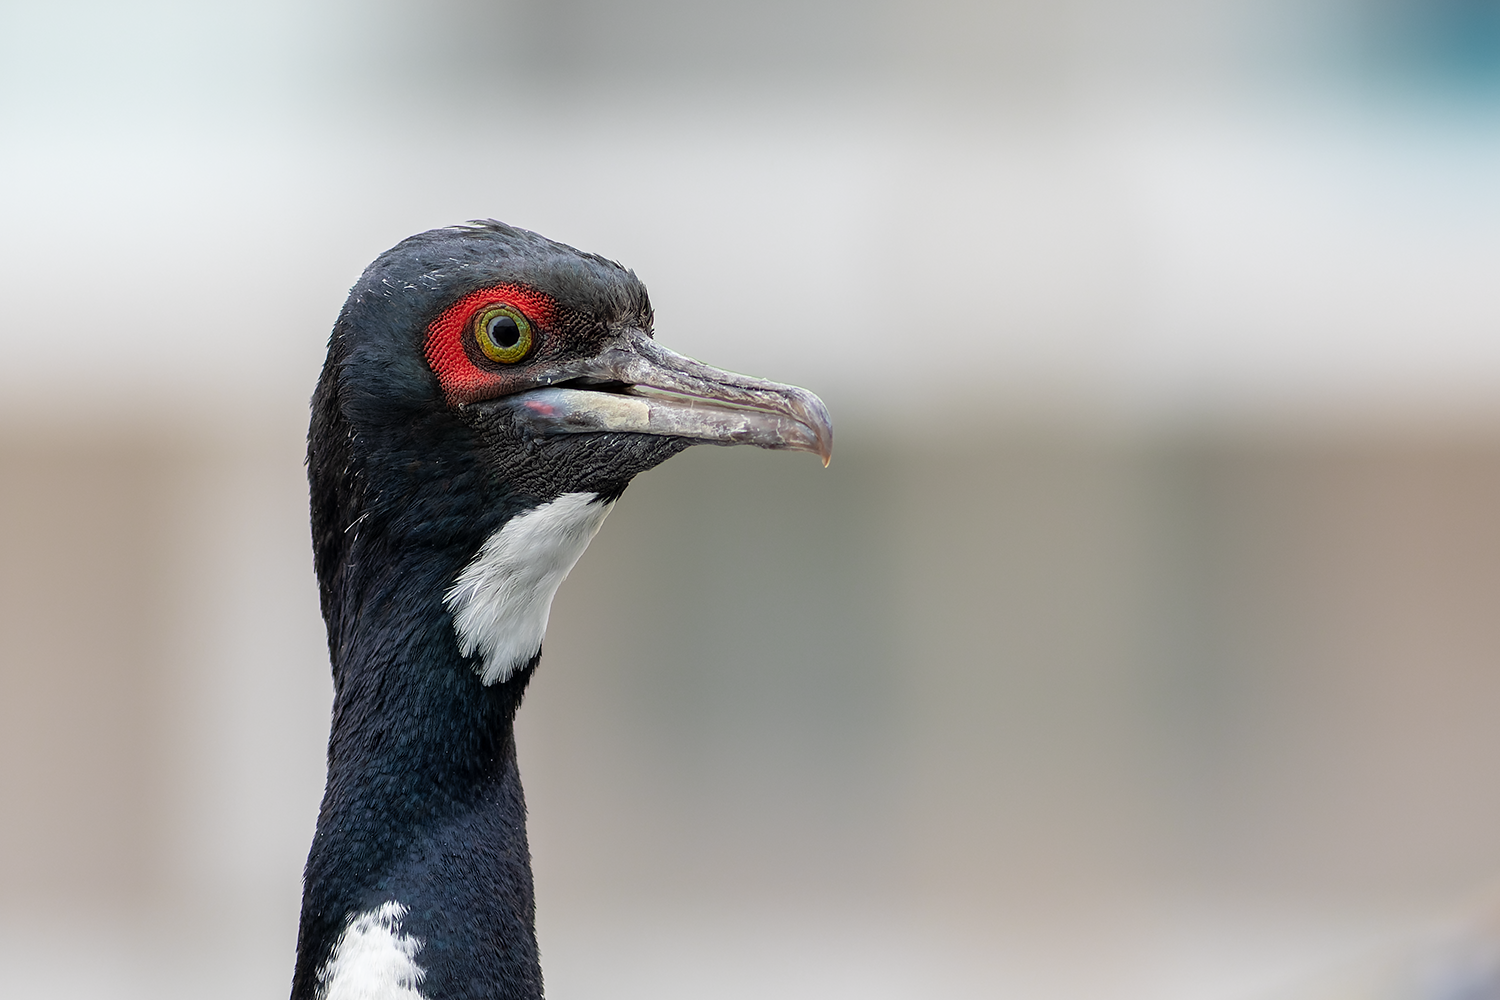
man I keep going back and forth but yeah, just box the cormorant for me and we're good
[293,222,831,1000]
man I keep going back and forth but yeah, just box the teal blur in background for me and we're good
[4,2,1500,997]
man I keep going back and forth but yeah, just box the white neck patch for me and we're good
[445,491,613,685]
[317,901,425,1000]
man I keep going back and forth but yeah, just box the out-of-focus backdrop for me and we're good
[5,1,1500,997]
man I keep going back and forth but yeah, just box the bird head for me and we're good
[307,221,832,684]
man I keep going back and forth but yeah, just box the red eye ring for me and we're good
[425,284,557,404]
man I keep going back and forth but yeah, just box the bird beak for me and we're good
[492,330,834,465]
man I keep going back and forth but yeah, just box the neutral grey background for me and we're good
[4,1,1500,997]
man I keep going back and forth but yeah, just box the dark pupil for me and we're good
[488,315,520,349]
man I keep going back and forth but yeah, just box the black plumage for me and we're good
[293,222,829,999]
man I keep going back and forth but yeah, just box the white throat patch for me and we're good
[317,901,425,1000]
[446,491,613,685]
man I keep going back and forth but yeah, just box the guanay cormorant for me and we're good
[293,222,832,999]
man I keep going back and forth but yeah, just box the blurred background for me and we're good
[4,1,1500,997]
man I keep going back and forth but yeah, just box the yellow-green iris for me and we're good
[474,304,533,364]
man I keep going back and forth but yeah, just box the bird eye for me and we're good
[473,305,534,364]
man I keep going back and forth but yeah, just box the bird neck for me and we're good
[291,524,544,1000]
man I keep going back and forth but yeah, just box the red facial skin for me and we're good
[424,284,558,405]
